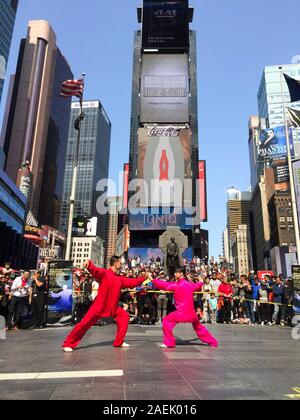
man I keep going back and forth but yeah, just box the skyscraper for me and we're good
[59,101,112,243]
[127,0,201,256]
[226,188,252,265]
[105,196,122,266]
[2,20,73,229]
[257,64,300,129]
[0,0,19,105]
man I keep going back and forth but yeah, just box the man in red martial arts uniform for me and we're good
[62,256,147,352]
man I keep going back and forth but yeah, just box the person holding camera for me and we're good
[30,271,47,329]
[6,271,31,331]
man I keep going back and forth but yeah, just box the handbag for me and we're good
[0,295,8,308]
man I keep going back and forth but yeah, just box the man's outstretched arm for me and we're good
[85,260,106,282]
[152,279,176,292]
[121,276,147,289]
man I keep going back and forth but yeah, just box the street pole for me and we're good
[65,74,85,261]
[279,66,300,264]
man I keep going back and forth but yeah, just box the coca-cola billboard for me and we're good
[137,127,192,208]
[148,126,185,137]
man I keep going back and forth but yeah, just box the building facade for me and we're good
[71,237,104,268]
[59,100,111,243]
[225,188,252,267]
[0,0,19,105]
[268,192,296,249]
[0,167,38,268]
[2,20,73,229]
[227,188,252,238]
[231,225,253,276]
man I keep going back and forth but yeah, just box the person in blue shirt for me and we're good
[250,276,261,324]
[272,277,285,326]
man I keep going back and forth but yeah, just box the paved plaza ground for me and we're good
[0,323,299,400]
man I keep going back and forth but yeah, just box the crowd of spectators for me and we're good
[73,256,295,327]
[0,256,295,331]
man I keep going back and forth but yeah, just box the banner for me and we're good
[257,271,275,281]
[292,266,300,316]
[293,160,300,226]
[47,261,73,323]
[198,161,208,222]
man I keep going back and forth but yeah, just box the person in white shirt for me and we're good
[6,271,31,331]
[91,280,99,301]
[210,272,221,295]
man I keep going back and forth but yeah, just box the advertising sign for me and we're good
[128,248,165,264]
[47,261,73,323]
[72,216,98,237]
[273,159,290,184]
[292,266,300,316]
[137,126,192,207]
[293,160,300,225]
[140,54,189,123]
[293,265,300,292]
[17,162,32,200]
[129,208,198,231]
[198,161,208,223]
[258,126,294,164]
[142,0,189,51]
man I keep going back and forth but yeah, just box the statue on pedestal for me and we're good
[166,238,180,278]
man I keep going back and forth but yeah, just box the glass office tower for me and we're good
[2,21,73,229]
[0,0,19,105]
[59,101,112,242]
[258,64,300,133]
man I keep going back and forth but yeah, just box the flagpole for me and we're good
[65,74,86,261]
[279,66,300,265]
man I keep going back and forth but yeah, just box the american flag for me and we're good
[60,79,84,99]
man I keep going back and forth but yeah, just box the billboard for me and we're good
[128,248,165,264]
[258,126,294,164]
[129,208,198,231]
[198,161,208,223]
[293,160,300,226]
[72,216,98,237]
[137,126,192,207]
[140,54,189,123]
[47,260,73,323]
[292,266,300,316]
[142,0,189,51]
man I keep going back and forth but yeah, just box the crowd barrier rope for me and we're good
[72,288,294,308]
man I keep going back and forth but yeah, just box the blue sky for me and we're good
[1,0,300,257]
